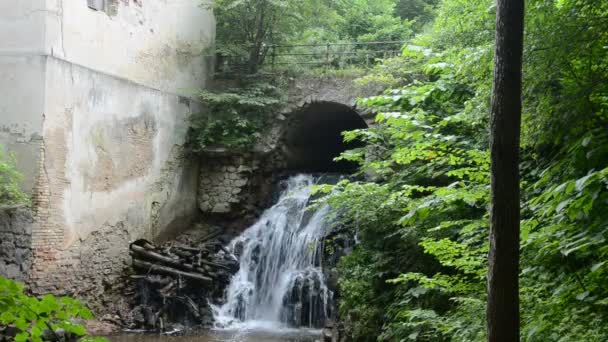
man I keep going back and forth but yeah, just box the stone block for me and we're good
[0,263,22,281]
[14,248,31,266]
[235,179,248,187]
[211,203,231,213]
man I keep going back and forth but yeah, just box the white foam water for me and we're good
[212,175,332,331]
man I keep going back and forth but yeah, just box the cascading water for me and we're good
[213,175,332,330]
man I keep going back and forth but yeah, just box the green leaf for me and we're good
[14,318,28,331]
[14,332,29,342]
[582,136,592,147]
[575,174,593,191]
[591,262,606,272]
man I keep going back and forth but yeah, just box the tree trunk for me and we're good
[247,0,269,74]
[487,0,524,341]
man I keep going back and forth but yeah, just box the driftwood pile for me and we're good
[128,227,239,330]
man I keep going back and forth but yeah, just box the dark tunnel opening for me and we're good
[282,101,368,173]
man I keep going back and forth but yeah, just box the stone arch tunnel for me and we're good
[281,101,369,173]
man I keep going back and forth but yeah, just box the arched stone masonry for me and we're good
[196,73,384,216]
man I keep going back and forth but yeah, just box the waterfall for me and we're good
[213,174,332,330]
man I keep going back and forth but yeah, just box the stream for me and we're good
[113,175,333,341]
[212,174,332,329]
[110,328,320,342]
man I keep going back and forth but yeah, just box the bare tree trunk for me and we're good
[487,0,524,341]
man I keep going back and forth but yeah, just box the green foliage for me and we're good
[519,129,608,341]
[210,0,422,73]
[0,146,29,207]
[210,0,314,73]
[189,82,283,152]
[0,277,106,341]
[205,0,608,339]
[395,0,438,28]
[314,53,491,340]
[334,0,412,42]
[317,0,608,340]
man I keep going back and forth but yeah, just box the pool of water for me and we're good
[110,328,321,342]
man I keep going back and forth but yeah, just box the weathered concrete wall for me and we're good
[0,0,215,303]
[0,1,47,191]
[0,56,46,192]
[46,0,215,93]
[0,0,46,54]
[0,207,34,283]
[28,56,202,298]
[1,0,215,192]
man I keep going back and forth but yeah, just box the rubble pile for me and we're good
[126,227,238,332]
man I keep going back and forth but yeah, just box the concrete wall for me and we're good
[45,0,214,93]
[30,57,201,302]
[0,1,47,190]
[0,56,46,192]
[0,0,215,302]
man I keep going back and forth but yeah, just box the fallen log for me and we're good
[160,281,175,296]
[131,239,158,251]
[200,259,232,271]
[171,245,204,253]
[132,259,213,284]
[130,244,199,272]
[198,229,223,243]
[140,275,172,287]
[170,248,194,259]
[179,295,201,319]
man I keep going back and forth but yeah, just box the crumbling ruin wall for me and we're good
[197,153,279,230]
[0,207,33,283]
[28,59,202,302]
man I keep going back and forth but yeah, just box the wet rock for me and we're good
[0,326,19,341]
[322,327,333,342]
[233,240,244,258]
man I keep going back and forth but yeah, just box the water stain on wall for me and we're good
[86,112,157,192]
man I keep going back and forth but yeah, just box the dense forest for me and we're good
[210,0,608,340]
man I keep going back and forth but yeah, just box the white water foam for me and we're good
[212,175,332,331]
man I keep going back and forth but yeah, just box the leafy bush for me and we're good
[0,277,106,341]
[317,0,608,340]
[315,51,491,340]
[189,82,283,152]
[0,146,29,207]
